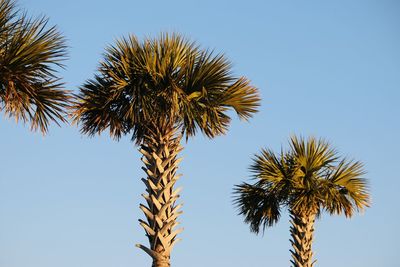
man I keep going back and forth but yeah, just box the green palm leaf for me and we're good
[0,0,70,133]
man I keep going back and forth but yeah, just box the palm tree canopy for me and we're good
[73,33,260,143]
[0,0,70,133]
[234,136,370,234]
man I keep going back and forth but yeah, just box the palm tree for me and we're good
[73,33,260,267]
[234,136,370,267]
[0,0,69,134]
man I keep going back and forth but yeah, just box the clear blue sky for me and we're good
[1,0,399,266]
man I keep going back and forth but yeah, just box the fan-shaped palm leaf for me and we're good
[0,0,69,133]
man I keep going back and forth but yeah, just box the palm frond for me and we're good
[0,0,17,39]
[220,77,260,120]
[250,148,293,187]
[233,182,281,234]
[323,160,370,216]
[0,0,69,133]
[290,135,338,174]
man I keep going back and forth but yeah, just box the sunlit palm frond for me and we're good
[323,159,370,216]
[0,1,69,133]
[0,0,17,39]
[179,50,234,138]
[251,148,294,185]
[220,77,260,120]
[289,135,338,175]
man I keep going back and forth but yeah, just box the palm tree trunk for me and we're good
[289,209,317,267]
[136,124,183,267]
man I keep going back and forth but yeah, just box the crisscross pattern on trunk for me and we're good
[137,125,183,267]
[289,209,316,267]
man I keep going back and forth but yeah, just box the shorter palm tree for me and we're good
[0,0,69,134]
[234,136,370,267]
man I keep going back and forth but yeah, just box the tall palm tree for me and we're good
[0,0,69,134]
[73,33,260,267]
[234,136,370,267]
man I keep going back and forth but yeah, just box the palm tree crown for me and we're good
[73,33,260,142]
[234,135,370,234]
[234,136,369,266]
[0,0,70,133]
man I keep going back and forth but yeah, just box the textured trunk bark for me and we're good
[289,209,317,267]
[136,124,183,267]
[152,257,170,267]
